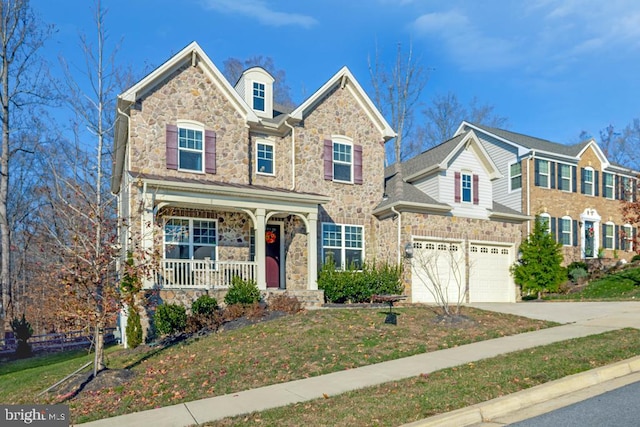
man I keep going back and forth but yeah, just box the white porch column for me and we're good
[255,208,267,290]
[141,192,155,289]
[307,212,319,290]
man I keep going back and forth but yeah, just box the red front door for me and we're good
[265,225,280,288]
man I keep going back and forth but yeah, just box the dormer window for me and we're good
[253,82,265,112]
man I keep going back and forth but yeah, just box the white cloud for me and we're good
[201,0,317,28]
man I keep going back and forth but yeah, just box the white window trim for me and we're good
[560,216,572,246]
[583,166,595,196]
[256,140,275,176]
[253,81,265,112]
[603,222,615,250]
[321,222,364,270]
[539,213,551,234]
[461,171,473,203]
[176,120,205,174]
[537,159,550,189]
[332,136,354,184]
[623,224,634,252]
[603,172,615,200]
[163,216,218,261]
[509,161,522,192]
[559,163,572,192]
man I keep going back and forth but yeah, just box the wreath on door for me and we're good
[265,230,277,244]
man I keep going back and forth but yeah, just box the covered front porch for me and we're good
[135,174,330,292]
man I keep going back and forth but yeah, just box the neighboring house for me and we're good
[111,41,398,333]
[374,130,530,304]
[456,122,639,263]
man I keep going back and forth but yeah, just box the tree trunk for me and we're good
[93,322,104,377]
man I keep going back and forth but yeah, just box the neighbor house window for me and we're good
[164,218,217,260]
[178,127,204,172]
[333,141,353,183]
[510,162,522,191]
[253,82,265,111]
[622,177,635,202]
[558,164,572,191]
[582,167,594,196]
[622,224,634,251]
[256,141,274,175]
[603,222,614,249]
[535,159,549,188]
[560,217,572,246]
[538,213,551,234]
[461,173,472,202]
[322,223,363,270]
[603,172,614,199]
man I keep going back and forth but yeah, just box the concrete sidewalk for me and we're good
[78,302,640,427]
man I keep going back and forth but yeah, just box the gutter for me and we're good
[390,206,402,265]
[284,120,296,191]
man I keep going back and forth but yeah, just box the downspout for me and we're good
[527,151,535,235]
[390,206,402,265]
[284,120,296,190]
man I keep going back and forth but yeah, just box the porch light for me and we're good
[404,242,414,259]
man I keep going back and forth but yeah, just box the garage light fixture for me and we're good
[404,242,414,259]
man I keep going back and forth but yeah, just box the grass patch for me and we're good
[210,328,640,426]
[1,307,554,424]
[550,266,640,300]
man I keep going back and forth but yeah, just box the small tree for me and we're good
[511,215,566,299]
[10,313,33,358]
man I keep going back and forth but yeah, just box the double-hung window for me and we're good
[558,164,571,191]
[622,177,635,201]
[509,162,522,191]
[603,223,614,249]
[164,218,217,261]
[622,224,634,251]
[257,141,274,175]
[560,217,572,246]
[333,142,353,183]
[538,213,551,234]
[178,127,204,172]
[536,160,549,188]
[461,173,472,202]
[322,223,363,269]
[253,82,265,111]
[582,167,594,195]
[603,173,614,199]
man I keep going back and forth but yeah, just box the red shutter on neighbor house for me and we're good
[354,144,363,184]
[324,139,333,180]
[473,174,479,204]
[454,172,461,203]
[205,130,216,174]
[166,124,178,170]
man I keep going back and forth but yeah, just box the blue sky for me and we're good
[35,0,640,146]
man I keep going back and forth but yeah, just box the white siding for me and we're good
[476,134,522,212]
[446,148,492,219]
[414,172,441,200]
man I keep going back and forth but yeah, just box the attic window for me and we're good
[253,82,265,111]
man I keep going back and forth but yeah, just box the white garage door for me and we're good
[411,240,466,304]
[468,243,515,302]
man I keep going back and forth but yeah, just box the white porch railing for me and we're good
[158,259,257,289]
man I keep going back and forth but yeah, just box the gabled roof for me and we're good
[402,130,502,182]
[290,66,396,141]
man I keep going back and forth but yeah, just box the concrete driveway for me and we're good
[469,301,640,327]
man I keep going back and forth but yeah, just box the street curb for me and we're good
[401,355,640,427]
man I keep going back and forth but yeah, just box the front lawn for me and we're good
[1,307,554,424]
[550,265,640,300]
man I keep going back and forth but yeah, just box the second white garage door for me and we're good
[468,243,515,303]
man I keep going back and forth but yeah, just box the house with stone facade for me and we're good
[111,41,400,316]
[455,122,639,264]
[374,130,530,304]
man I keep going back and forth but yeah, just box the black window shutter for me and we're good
[615,225,620,250]
[557,164,563,190]
[572,166,577,193]
[573,220,578,247]
[594,171,600,196]
[534,159,540,186]
[615,175,621,199]
[550,162,556,189]
[580,168,585,194]
[602,223,606,247]
[550,217,557,241]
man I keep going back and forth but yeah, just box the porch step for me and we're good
[264,289,325,309]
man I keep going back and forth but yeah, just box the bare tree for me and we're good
[0,0,51,327]
[411,241,469,317]
[368,42,429,164]
[418,92,508,152]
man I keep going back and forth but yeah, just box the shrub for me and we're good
[567,261,589,273]
[154,303,187,336]
[126,307,143,349]
[318,262,403,303]
[185,312,223,334]
[10,314,33,358]
[268,293,303,314]
[568,267,588,283]
[633,254,640,263]
[223,303,246,321]
[224,276,261,306]
[192,294,218,316]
